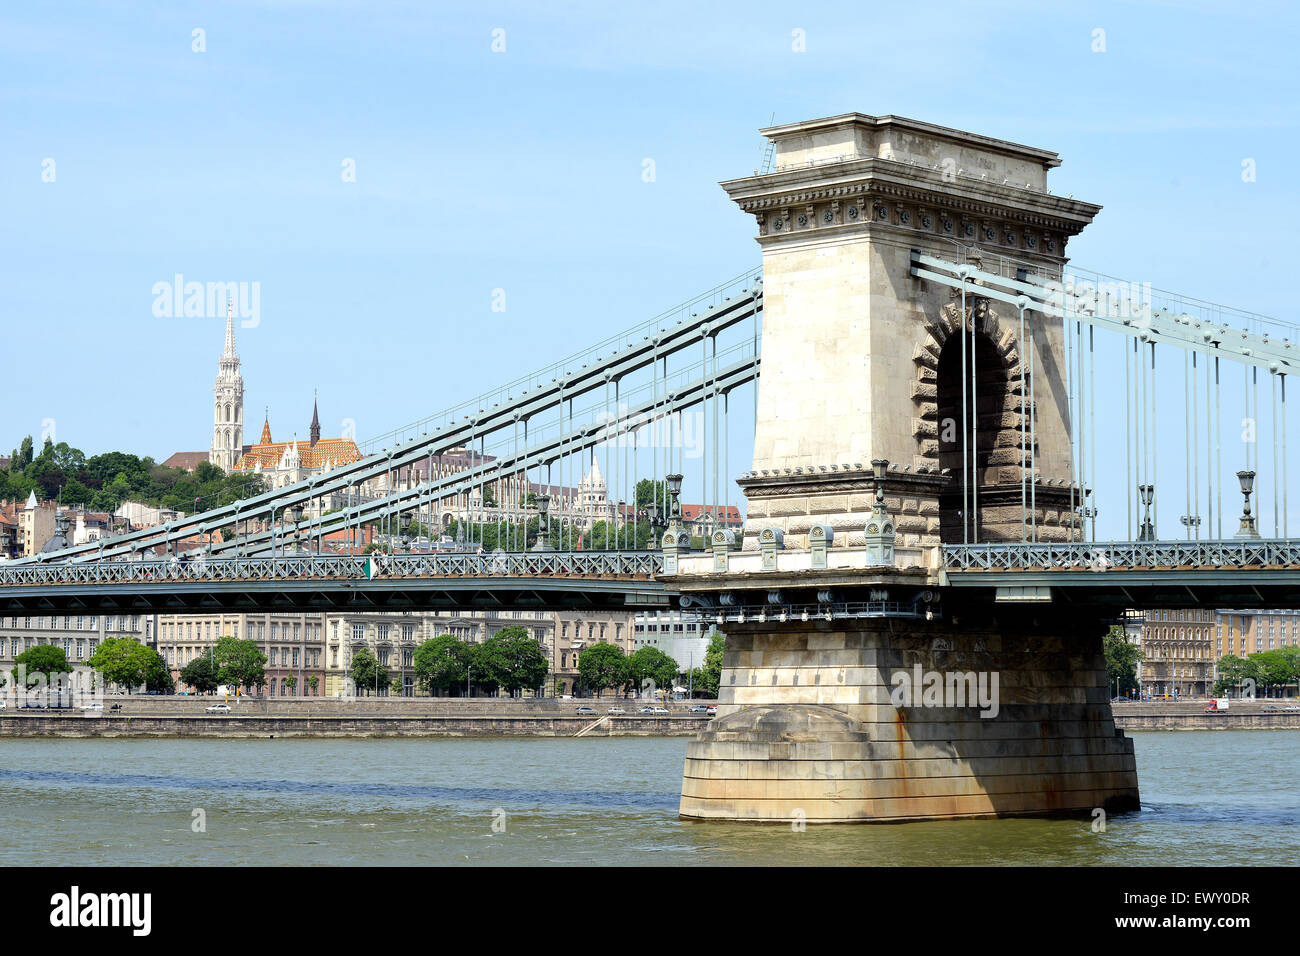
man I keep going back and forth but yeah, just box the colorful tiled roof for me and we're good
[234,437,362,472]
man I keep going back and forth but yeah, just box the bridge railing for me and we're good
[0,551,664,586]
[942,540,1300,571]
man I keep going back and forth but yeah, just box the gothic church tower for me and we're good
[209,300,244,471]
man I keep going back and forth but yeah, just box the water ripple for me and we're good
[0,767,679,811]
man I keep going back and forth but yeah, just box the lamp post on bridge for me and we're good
[1180,514,1202,540]
[642,502,666,550]
[1137,484,1155,541]
[664,473,685,539]
[533,494,552,551]
[1234,470,1261,540]
[1075,489,1098,542]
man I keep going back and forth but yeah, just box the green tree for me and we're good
[146,654,174,694]
[1213,654,1262,697]
[688,632,725,698]
[284,675,298,695]
[1103,625,1142,697]
[13,645,74,691]
[477,626,549,696]
[577,643,626,699]
[467,642,501,696]
[349,648,391,696]
[1247,646,1299,695]
[413,635,470,696]
[626,646,680,697]
[212,636,267,692]
[307,675,319,695]
[87,636,157,692]
[180,654,221,694]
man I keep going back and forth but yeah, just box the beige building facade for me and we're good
[158,612,325,697]
[1137,609,1214,698]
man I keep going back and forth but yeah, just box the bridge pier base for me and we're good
[680,610,1139,823]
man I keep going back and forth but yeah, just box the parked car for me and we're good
[575,706,598,716]
[607,706,627,715]
[639,705,669,715]
[1284,705,1300,712]
[688,704,710,714]
[1262,704,1280,712]
[0,699,6,710]
[108,703,123,713]
[81,701,103,712]
[706,705,717,716]
[206,703,232,714]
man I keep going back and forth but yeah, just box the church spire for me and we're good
[310,389,321,447]
[210,297,244,472]
[259,409,272,446]
[222,297,237,358]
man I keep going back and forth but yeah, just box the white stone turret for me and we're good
[210,298,245,472]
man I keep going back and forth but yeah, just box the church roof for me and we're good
[161,451,210,472]
[234,437,362,472]
[259,416,273,445]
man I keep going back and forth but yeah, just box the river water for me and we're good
[1,731,1295,866]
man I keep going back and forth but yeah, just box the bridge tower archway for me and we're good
[928,295,1021,543]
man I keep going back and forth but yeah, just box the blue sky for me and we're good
[2,0,1297,488]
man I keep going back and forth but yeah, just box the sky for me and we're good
[2,0,1298,534]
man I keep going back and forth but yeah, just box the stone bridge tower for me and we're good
[674,114,1138,824]
[725,114,1100,556]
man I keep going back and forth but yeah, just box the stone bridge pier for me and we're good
[674,581,1139,823]
[670,112,1139,823]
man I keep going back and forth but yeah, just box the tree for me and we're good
[689,632,725,698]
[13,645,73,694]
[477,626,549,696]
[307,675,319,696]
[88,637,157,692]
[467,642,501,696]
[413,635,470,696]
[627,646,680,698]
[1103,625,1142,697]
[212,636,267,692]
[146,654,175,694]
[180,654,221,694]
[1245,646,1299,696]
[349,648,391,696]
[1213,654,1262,697]
[577,643,626,698]
[284,675,298,695]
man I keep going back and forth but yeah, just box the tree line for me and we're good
[1,435,265,516]
[1213,646,1300,696]
[0,628,728,701]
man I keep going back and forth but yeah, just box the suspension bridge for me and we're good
[5,112,1299,823]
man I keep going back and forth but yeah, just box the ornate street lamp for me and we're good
[291,502,305,553]
[1137,484,1155,541]
[643,501,665,549]
[1234,470,1261,539]
[533,494,552,551]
